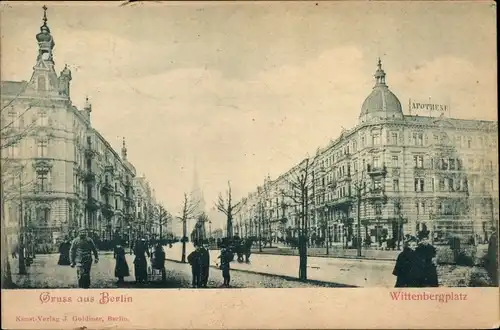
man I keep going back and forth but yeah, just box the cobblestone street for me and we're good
[9,252,346,289]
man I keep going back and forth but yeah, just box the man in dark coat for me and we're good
[486,230,498,286]
[198,244,210,288]
[392,236,425,288]
[187,246,201,288]
[416,232,439,287]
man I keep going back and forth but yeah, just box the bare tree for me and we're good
[176,193,199,263]
[151,204,170,241]
[1,90,39,287]
[282,154,319,281]
[216,181,241,238]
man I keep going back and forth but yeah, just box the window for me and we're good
[373,179,382,191]
[37,137,48,157]
[8,108,18,128]
[413,155,424,168]
[448,178,455,191]
[36,172,49,192]
[392,156,399,167]
[352,141,357,152]
[372,133,381,146]
[441,159,448,170]
[36,207,50,225]
[7,144,18,158]
[393,179,399,192]
[467,137,472,148]
[455,136,461,147]
[373,157,380,168]
[415,202,420,215]
[38,111,48,126]
[361,136,365,147]
[391,132,398,145]
[37,76,47,91]
[413,132,423,146]
[431,178,435,191]
[449,159,456,170]
[439,179,445,191]
[414,178,424,192]
[115,198,118,209]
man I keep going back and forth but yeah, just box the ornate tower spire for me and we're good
[35,5,55,64]
[121,137,128,160]
[374,57,387,87]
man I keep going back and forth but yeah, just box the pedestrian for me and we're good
[133,238,150,284]
[58,237,71,266]
[392,236,424,288]
[187,245,201,288]
[199,244,210,288]
[486,230,498,286]
[114,240,130,284]
[152,242,167,282]
[416,232,439,287]
[70,228,99,289]
[217,246,233,287]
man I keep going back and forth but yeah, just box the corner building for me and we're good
[1,9,155,248]
[238,60,498,247]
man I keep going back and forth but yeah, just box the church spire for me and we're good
[121,137,128,160]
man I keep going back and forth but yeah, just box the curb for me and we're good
[250,250,397,261]
[165,258,357,288]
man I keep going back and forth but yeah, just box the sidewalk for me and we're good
[164,243,396,287]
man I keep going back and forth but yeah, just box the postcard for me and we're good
[1,1,498,329]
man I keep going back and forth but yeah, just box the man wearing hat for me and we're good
[70,228,99,288]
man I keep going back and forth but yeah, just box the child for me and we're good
[217,247,233,287]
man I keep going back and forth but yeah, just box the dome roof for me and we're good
[360,86,402,116]
[359,59,403,120]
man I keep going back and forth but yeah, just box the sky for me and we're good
[1,1,497,229]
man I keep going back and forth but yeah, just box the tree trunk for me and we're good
[298,235,307,281]
[1,184,14,288]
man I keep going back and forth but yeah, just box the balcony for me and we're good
[101,203,115,218]
[86,197,100,211]
[84,170,96,182]
[84,147,96,158]
[328,196,354,209]
[104,165,114,173]
[365,189,388,203]
[101,182,114,194]
[367,164,387,177]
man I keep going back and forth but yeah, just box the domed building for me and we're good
[359,59,404,123]
[238,59,498,250]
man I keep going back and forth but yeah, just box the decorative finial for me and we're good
[42,5,48,24]
[123,137,126,147]
[374,57,386,86]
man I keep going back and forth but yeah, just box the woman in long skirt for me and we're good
[133,239,150,284]
[392,236,424,287]
[57,237,71,266]
[114,242,130,284]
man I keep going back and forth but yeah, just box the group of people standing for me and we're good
[392,232,439,287]
[187,241,237,288]
[57,229,167,288]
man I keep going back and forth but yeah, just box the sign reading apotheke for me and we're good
[408,98,450,117]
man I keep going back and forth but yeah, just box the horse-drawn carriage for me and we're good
[220,236,255,263]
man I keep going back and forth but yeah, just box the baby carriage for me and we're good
[148,245,167,283]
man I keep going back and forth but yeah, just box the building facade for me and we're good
[0,8,157,249]
[237,60,498,247]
